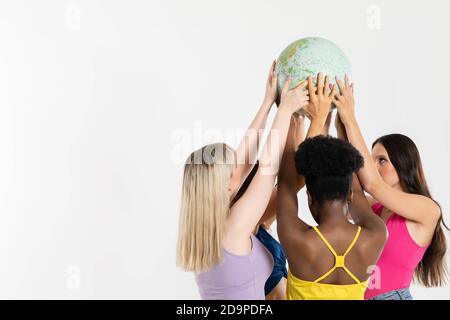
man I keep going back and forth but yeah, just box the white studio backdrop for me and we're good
[0,0,449,299]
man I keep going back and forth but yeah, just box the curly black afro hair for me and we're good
[295,135,364,204]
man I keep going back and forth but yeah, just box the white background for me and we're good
[0,0,449,299]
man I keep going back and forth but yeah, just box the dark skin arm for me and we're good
[277,74,336,237]
[349,172,387,237]
[276,116,309,238]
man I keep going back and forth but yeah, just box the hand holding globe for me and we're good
[302,72,336,122]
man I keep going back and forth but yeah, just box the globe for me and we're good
[275,37,351,113]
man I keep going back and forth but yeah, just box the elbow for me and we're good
[361,179,374,194]
[361,176,381,195]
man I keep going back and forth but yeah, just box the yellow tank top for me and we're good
[286,226,369,300]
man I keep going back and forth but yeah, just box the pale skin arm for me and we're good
[228,76,309,243]
[257,115,307,230]
[233,61,278,197]
[336,113,377,207]
[335,115,387,236]
[334,76,441,226]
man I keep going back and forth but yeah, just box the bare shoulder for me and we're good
[222,224,253,256]
[277,224,313,253]
[357,222,388,256]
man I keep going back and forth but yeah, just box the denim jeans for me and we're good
[368,288,413,300]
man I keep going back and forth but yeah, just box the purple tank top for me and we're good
[195,234,274,300]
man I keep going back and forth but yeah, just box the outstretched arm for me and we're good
[233,61,278,196]
[336,115,386,237]
[334,77,441,226]
[276,117,308,233]
[277,73,336,235]
[229,76,309,237]
[349,173,387,240]
[257,114,307,230]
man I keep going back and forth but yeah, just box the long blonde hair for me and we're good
[176,143,235,273]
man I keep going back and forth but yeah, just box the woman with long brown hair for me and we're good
[333,76,448,300]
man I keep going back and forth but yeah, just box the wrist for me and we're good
[278,101,296,115]
[311,116,328,127]
[340,113,357,126]
[278,104,294,117]
[306,120,325,138]
[262,96,275,108]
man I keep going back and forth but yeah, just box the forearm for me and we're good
[258,107,292,178]
[245,99,273,134]
[306,117,327,138]
[295,116,305,147]
[228,107,292,235]
[336,124,348,141]
[344,118,382,191]
[279,117,298,182]
[260,118,298,226]
[277,126,304,224]
[348,174,373,225]
[257,187,277,228]
[235,100,273,181]
[321,123,330,136]
[321,112,332,136]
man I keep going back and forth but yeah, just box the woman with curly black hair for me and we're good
[276,73,388,300]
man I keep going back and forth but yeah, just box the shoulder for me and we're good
[358,221,388,253]
[356,201,387,238]
[277,224,314,252]
[422,198,442,226]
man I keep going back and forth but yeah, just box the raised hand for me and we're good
[332,74,355,126]
[303,72,336,122]
[279,76,309,115]
[263,60,278,106]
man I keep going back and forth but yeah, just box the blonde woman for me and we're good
[176,62,309,299]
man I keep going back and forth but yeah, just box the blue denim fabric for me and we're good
[368,288,413,300]
[255,226,288,295]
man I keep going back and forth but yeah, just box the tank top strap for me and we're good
[311,226,363,284]
[343,226,362,256]
[312,226,338,257]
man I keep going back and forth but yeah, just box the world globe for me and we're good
[275,37,351,113]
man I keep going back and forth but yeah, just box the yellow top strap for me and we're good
[343,266,362,284]
[312,226,338,257]
[311,226,363,284]
[344,226,362,256]
[313,267,337,283]
[312,226,362,257]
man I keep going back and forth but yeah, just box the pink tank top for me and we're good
[364,203,430,299]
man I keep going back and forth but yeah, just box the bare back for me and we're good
[282,222,383,284]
